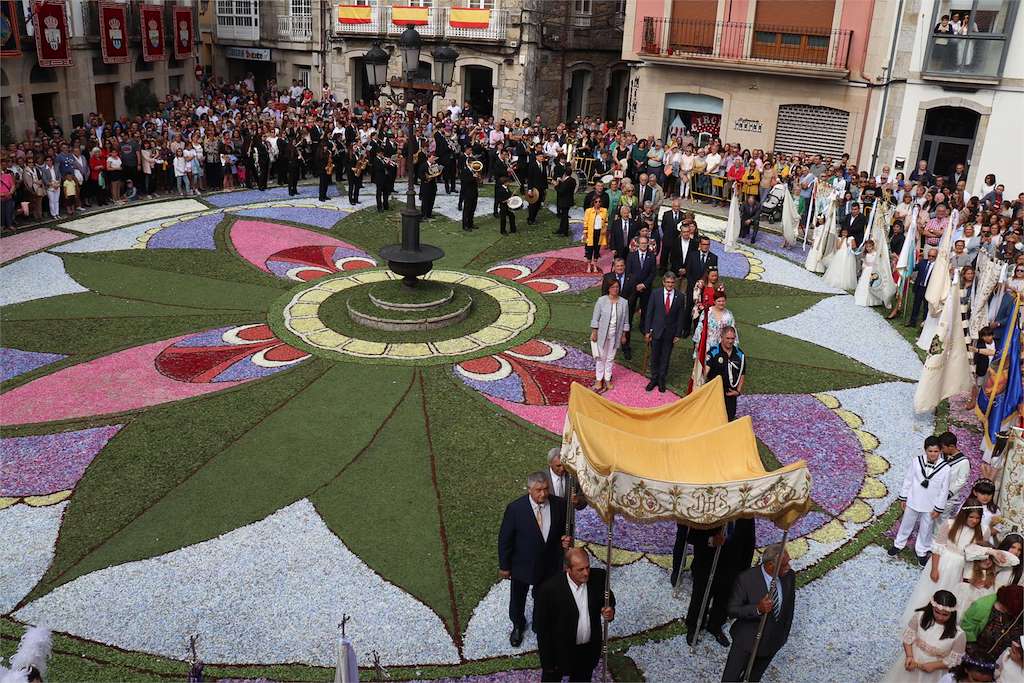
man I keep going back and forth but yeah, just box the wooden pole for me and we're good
[601,513,615,683]
[743,529,790,682]
[690,541,723,648]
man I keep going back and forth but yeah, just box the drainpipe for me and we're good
[868,0,905,174]
[558,0,570,122]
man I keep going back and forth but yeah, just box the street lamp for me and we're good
[366,30,459,287]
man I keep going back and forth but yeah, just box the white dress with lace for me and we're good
[884,617,965,683]
[823,237,859,291]
[901,522,978,626]
[855,252,885,306]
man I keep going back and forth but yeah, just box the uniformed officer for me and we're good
[704,325,745,421]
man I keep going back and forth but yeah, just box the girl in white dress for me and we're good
[956,547,998,611]
[995,534,1023,588]
[855,239,886,306]
[888,590,966,682]
[823,231,859,291]
[903,501,985,626]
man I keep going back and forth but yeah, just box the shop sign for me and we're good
[226,46,271,61]
[734,118,763,133]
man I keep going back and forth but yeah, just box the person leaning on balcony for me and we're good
[934,14,957,70]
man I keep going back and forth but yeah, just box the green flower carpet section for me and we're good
[0,195,927,681]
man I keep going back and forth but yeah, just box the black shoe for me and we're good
[500,229,507,235]
[708,628,730,647]
[645,381,657,392]
[658,383,666,393]
[905,321,916,327]
[510,228,516,233]
[685,630,696,647]
[887,545,901,557]
[622,346,632,360]
[510,627,524,647]
[669,571,679,586]
[463,226,472,232]
[918,553,930,566]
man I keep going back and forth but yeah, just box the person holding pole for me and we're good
[722,543,795,682]
[685,519,757,648]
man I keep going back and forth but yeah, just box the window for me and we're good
[290,0,311,16]
[169,75,183,94]
[615,0,627,15]
[404,0,432,7]
[297,66,310,88]
[463,0,496,8]
[574,0,592,27]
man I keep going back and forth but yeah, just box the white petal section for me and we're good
[0,502,66,613]
[627,546,919,683]
[749,248,846,294]
[50,218,171,254]
[15,499,459,667]
[462,558,679,660]
[829,382,934,514]
[58,199,207,234]
[0,253,88,306]
[432,195,496,222]
[760,295,922,380]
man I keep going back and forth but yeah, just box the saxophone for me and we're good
[324,140,335,176]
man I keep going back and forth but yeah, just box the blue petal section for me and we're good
[233,207,346,230]
[211,356,286,383]
[147,214,221,250]
[0,348,67,382]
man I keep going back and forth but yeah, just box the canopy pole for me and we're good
[690,540,723,649]
[601,512,614,683]
[744,529,790,682]
[672,525,690,599]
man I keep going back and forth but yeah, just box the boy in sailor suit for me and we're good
[889,435,951,565]
[938,431,971,517]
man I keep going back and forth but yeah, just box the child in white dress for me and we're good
[887,589,965,682]
[855,239,885,306]
[823,232,859,291]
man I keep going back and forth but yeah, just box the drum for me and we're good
[508,195,525,210]
[601,174,615,184]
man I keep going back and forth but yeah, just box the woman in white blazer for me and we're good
[589,278,630,393]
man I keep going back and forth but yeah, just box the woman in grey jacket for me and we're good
[590,278,630,393]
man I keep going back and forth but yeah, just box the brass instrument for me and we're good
[469,159,484,183]
[426,162,443,180]
[353,147,368,176]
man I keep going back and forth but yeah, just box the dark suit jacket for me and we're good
[686,249,718,291]
[556,177,578,208]
[610,217,640,258]
[644,286,687,339]
[661,210,685,243]
[601,271,637,298]
[947,171,968,187]
[842,213,868,244]
[527,161,547,190]
[913,259,935,294]
[668,236,696,277]
[498,494,567,585]
[740,201,761,227]
[727,566,796,656]
[534,569,616,674]
[626,250,657,293]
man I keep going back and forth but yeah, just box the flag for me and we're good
[391,5,429,25]
[1,1,21,56]
[449,8,490,28]
[688,310,708,394]
[723,190,739,252]
[977,296,1024,449]
[32,0,71,67]
[139,4,165,62]
[338,5,372,24]
[172,6,194,60]
[99,2,129,64]
[913,280,973,412]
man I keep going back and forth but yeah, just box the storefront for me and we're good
[224,46,275,92]
[662,92,722,146]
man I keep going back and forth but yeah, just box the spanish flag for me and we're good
[449,8,490,28]
[391,5,429,25]
[338,5,372,24]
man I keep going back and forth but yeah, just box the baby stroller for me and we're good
[760,182,787,223]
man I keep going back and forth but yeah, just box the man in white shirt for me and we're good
[546,447,588,517]
[890,435,951,564]
[447,99,462,121]
[533,548,615,682]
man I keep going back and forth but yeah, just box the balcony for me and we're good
[922,34,1010,85]
[216,0,260,42]
[278,14,314,41]
[639,17,852,78]
[334,6,510,42]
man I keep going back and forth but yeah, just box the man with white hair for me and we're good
[546,447,588,511]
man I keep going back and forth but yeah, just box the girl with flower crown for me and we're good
[888,589,965,682]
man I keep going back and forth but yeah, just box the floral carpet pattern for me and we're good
[0,192,937,682]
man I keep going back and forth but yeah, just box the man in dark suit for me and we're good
[840,201,868,246]
[491,150,511,217]
[946,162,968,188]
[498,471,570,647]
[554,172,577,236]
[668,224,697,336]
[417,151,439,219]
[534,548,616,683]
[723,544,795,682]
[684,518,757,649]
[459,147,479,231]
[526,153,548,225]
[495,175,517,235]
[626,235,657,343]
[907,247,938,326]
[687,235,719,292]
[643,272,687,393]
[660,199,686,271]
[739,194,762,243]
[602,258,637,358]
[610,205,639,261]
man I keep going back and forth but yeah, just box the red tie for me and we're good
[665,291,671,314]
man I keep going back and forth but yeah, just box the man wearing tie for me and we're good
[644,272,687,392]
[660,199,685,271]
[601,258,637,358]
[687,235,719,293]
[498,472,570,647]
[627,236,657,350]
[722,544,796,682]
[907,247,938,327]
[546,447,588,516]
[610,205,638,261]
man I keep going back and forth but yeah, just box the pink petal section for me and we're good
[489,365,678,434]
[530,245,614,272]
[0,336,250,426]
[0,229,76,265]
[230,220,361,274]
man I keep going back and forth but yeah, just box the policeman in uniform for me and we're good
[704,325,745,421]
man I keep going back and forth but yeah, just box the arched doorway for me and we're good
[351,56,375,105]
[462,65,493,118]
[917,107,979,179]
[566,68,592,121]
[605,68,628,122]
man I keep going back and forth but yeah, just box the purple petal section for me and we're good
[204,186,334,208]
[234,207,346,230]
[739,394,864,515]
[756,511,830,545]
[575,508,677,554]
[0,348,66,382]
[171,326,231,348]
[709,241,751,279]
[555,345,597,371]
[0,425,123,496]
[458,373,525,403]
[750,231,806,262]
[424,670,541,683]
[147,213,221,250]
[212,356,293,382]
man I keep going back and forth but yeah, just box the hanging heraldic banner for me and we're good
[33,0,71,67]
[172,5,193,60]
[1,1,22,57]
[139,3,165,62]
[99,2,129,64]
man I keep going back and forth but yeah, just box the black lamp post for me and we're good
[364,31,458,287]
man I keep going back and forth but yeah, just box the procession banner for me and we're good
[172,5,193,60]
[32,0,71,67]
[1,1,21,56]
[391,5,428,25]
[99,2,129,64]
[338,4,372,24]
[449,8,490,28]
[139,3,165,62]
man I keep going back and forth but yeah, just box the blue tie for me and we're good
[769,578,781,619]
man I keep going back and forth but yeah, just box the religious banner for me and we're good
[338,4,372,24]
[172,5,193,60]
[391,5,428,25]
[139,3,165,62]
[0,0,21,56]
[99,2,129,64]
[33,0,71,67]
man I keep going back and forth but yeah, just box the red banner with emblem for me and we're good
[139,3,165,62]
[1,1,22,57]
[32,0,71,67]
[99,2,129,64]
[172,5,193,60]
